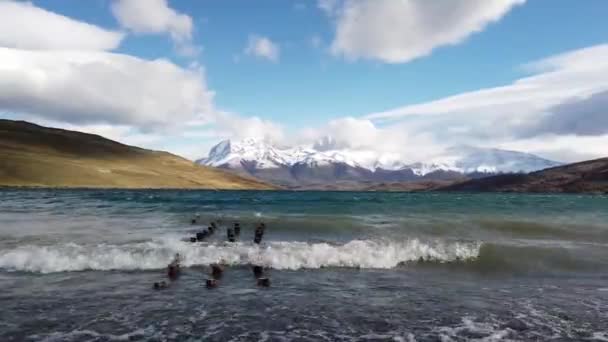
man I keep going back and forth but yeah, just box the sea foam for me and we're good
[0,238,481,273]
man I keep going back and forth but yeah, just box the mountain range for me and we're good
[196,138,561,188]
[1,120,604,193]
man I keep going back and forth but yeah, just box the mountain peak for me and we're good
[198,139,561,180]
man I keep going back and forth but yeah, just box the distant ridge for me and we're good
[196,138,561,188]
[440,157,608,193]
[0,119,274,190]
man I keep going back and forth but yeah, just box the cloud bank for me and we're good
[111,0,198,55]
[0,48,214,129]
[326,0,525,63]
[0,1,124,50]
[0,1,213,131]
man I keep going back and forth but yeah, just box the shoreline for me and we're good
[1,185,606,195]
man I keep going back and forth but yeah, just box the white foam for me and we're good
[592,332,608,341]
[436,317,513,342]
[0,238,481,273]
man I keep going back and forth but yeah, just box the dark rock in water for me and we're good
[257,278,270,287]
[211,264,223,279]
[252,265,264,278]
[254,225,264,244]
[501,318,528,331]
[196,232,206,241]
[227,228,235,242]
[206,279,218,289]
[153,281,169,290]
[167,265,180,280]
[189,237,197,243]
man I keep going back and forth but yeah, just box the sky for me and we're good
[0,0,607,163]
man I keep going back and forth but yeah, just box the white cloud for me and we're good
[244,35,280,62]
[111,0,198,55]
[0,1,214,160]
[523,91,608,137]
[360,44,608,162]
[213,111,286,143]
[327,0,525,63]
[367,44,608,122]
[0,47,214,129]
[210,44,608,163]
[298,117,445,163]
[497,135,608,163]
[182,43,608,163]
[0,0,124,51]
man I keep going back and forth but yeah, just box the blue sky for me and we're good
[1,0,608,161]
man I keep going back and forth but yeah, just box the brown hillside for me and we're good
[441,157,608,193]
[0,120,274,190]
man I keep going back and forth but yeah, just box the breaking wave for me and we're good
[0,238,481,273]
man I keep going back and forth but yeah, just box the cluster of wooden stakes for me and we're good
[153,219,270,290]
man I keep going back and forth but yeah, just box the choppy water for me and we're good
[1,189,607,341]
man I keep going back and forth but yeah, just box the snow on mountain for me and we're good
[197,138,561,177]
[198,138,291,169]
[198,138,368,170]
[414,146,562,175]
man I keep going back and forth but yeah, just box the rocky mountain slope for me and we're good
[440,157,608,193]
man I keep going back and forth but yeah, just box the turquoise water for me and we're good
[0,190,607,340]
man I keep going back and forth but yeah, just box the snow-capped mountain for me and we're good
[408,145,562,176]
[196,138,561,186]
[198,138,368,170]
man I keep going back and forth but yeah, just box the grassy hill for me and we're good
[441,157,608,194]
[0,120,274,190]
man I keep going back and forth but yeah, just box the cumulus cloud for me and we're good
[111,0,198,55]
[213,111,286,143]
[298,117,445,163]
[0,1,214,159]
[0,0,124,51]
[326,0,525,63]
[244,35,280,62]
[0,47,214,129]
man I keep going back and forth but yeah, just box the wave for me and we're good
[0,238,480,273]
[413,242,607,274]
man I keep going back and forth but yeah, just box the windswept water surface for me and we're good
[1,190,607,341]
